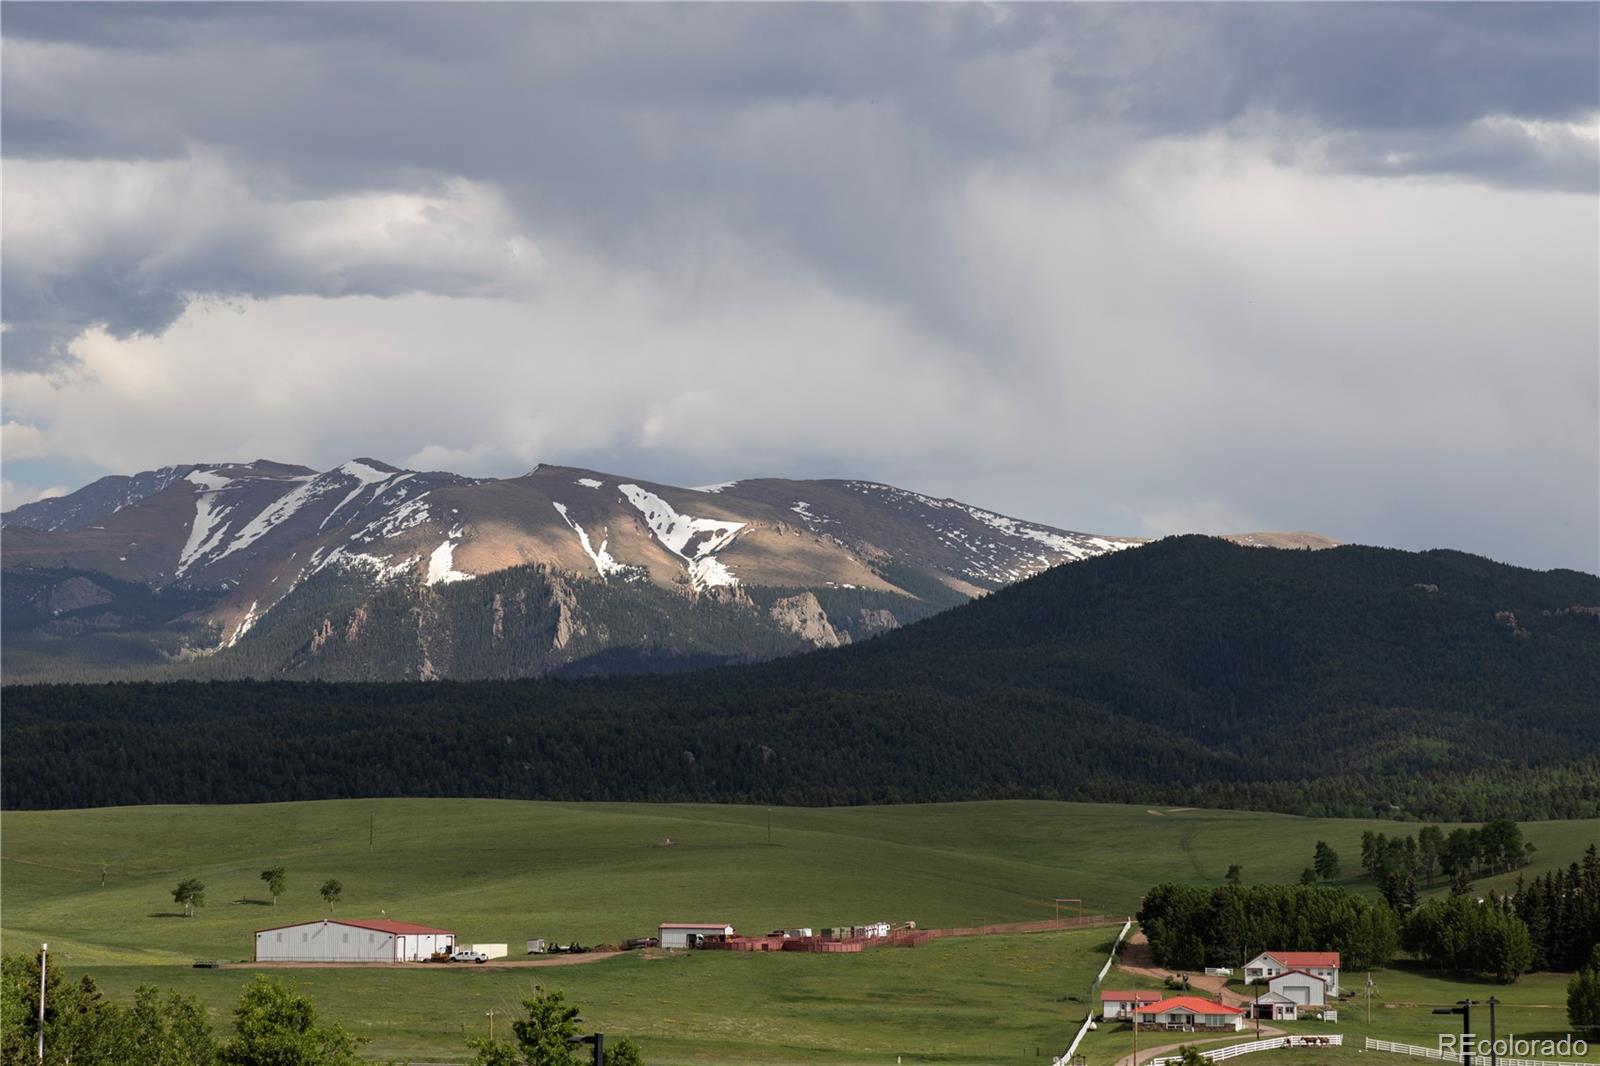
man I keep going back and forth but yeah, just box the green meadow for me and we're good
[3,800,1596,1063]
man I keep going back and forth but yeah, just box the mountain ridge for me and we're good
[2,457,1333,683]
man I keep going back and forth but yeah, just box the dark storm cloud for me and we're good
[3,2,1593,365]
[5,4,1594,352]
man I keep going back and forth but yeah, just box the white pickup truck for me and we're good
[450,949,489,964]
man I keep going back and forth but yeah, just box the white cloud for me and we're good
[1,480,67,509]
[2,421,47,460]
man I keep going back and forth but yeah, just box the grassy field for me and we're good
[3,799,1596,1063]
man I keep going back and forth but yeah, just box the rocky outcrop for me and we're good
[307,618,335,655]
[857,607,899,635]
[768,592,849,648]
[547,573,586,650]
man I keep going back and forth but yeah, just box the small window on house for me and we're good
[301,933,307,942]
[342,933,349,943]
[275,933,282,943]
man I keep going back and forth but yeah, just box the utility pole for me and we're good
[767,807,771,845]
[569,1032,605,1066]
[1487,996,1498,1066]
[1133,1003,1140,1066]
[37,943,48,1064]
[1432,998,1476,1066]
[485,1008,495,1040]
[369,813,374,850]
[1366,973,1376,1024]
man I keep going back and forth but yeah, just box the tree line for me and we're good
[1139,844,1600,987]
[1137,882,1400,971]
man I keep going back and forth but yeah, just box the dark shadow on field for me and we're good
[147,912,191,918]
[229,898,274,906]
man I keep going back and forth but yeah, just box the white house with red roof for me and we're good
[1243,951,1340,995]
[254,917,456,962]
[1135,996,1245,1032]
[1101,989,1162,1020]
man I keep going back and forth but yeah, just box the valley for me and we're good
[5,799,1597,1063]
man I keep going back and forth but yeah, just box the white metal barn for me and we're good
[1267,969,1328,1007]
[254,918,456,962]
[658,922,733,949]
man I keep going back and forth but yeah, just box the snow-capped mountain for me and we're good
[1,458,1328,682]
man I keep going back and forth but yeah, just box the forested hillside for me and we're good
[7,537,1598,817]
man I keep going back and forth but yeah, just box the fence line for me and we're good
[1053,919,1134,1066]
[1148,1035,1344,1066]
[1365,1037,1590,1066]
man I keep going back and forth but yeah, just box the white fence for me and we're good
[1053,920,1135,1066]
[1148,1035,1343,1066]
[1365,1037,1591,1066]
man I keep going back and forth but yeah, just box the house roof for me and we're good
[253,918,455,936]
[1264,951,1340,968]
[1140,996,1244,1016]
[1104,990,1163,1002]
[1269,969,1328,986]
[658,922,733,929]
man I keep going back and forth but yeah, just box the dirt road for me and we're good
[223,951,620,970]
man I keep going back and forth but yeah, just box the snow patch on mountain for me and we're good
[185,469,233,492]
[552,502,626,580]
[618,483,744,589]
[176,471,235,576]
[336,551,418,582]
[349,494,432,543]
[692,481,740,493]
[841,480,1139,584]
[426,539,473,586]
[215,477,330,562]
[576,478,604,489]
[321,463,406,529]
[789,500,837,527]
[226,600,260,648]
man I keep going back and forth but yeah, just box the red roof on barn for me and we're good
[253,918,454,936]
[1103,990,1163,1002]
[1140,997,1244,1016]
[1266,951,1340,968]
[1270,969,1328,986]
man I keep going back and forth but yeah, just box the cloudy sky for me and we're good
[3,3,1596,571]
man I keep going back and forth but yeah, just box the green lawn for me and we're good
[3,799,1595,1063]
